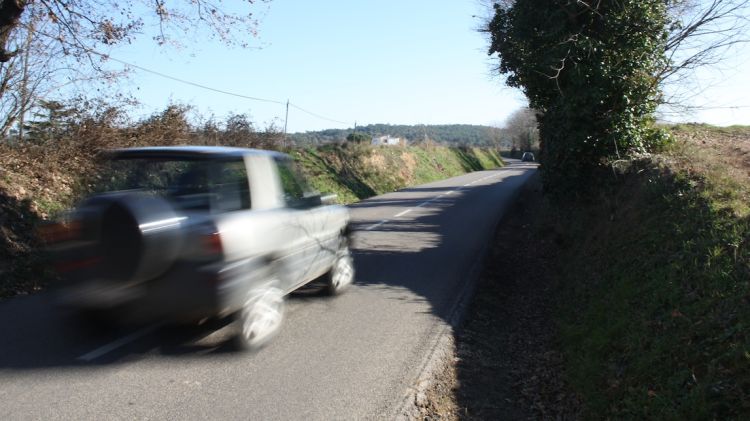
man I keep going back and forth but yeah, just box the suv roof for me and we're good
[108,146,288,160]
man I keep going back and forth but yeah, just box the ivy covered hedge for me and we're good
[488,0,671,194]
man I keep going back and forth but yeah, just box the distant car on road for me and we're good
[43,146,354,349]
[521,152,535,162]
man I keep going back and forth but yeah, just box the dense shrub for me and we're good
[488,0,671,195]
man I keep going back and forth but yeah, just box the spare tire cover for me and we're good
[80,192,183,283]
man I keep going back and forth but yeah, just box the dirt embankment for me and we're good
[423,124,750,420]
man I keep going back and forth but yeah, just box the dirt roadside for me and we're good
[419,173,581,420]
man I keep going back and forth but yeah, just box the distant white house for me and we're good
[371,135,403,146]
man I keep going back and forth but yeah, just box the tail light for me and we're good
[202,231,223,256]
[39,220,82,244]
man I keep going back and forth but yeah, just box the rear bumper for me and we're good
[58,257,269,323]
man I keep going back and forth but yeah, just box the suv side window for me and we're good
[275,158,319,209]
[210,159,251,212]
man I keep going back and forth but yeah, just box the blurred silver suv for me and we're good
[44,146,354,349]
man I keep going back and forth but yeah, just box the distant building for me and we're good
[371,135,403,146]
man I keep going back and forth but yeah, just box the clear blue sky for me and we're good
[110,0,749,133]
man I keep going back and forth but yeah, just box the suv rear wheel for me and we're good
[235,284,285,350]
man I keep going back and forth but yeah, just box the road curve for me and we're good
[0,160,536,420]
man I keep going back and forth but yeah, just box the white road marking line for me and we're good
[361,174,504,231]
[365,220,388,231]
[77,323,163,362]
[394,209,412,217]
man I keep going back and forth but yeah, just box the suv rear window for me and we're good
[94,158,251,212]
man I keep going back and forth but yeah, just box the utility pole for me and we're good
[283,99,289,148]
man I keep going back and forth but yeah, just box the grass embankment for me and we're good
[554,124,750,418]
[0,141,503,298]
[294,143,503,203]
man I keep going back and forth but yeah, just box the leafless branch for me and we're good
[0,0,269,140]
[658,0,750,107]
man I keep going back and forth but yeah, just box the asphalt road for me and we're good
[0,160,536,420]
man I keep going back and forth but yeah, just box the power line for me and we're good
[698,105,750,109]
[101,54,285,105]
[95,52,351,126]
[660,104,750,113]
[21,24,352,128]
[289,103,348,125]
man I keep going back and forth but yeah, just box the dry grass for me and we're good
[667,124,750,216]
[0,106,286,298]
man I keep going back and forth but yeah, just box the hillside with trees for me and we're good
[290,123,507,147]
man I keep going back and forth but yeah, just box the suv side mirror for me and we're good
[320,194,338,206]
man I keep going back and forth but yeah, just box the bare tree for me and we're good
[485,124,509,150]
[662,1,749,81]
[658,0,748,111]
[0,9,95,137]
[503,107,539,153]
[479,0,749,114]
[0,0,270,138]
[0,1,268,62]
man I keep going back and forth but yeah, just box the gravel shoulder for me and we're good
[420,173,581,420]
